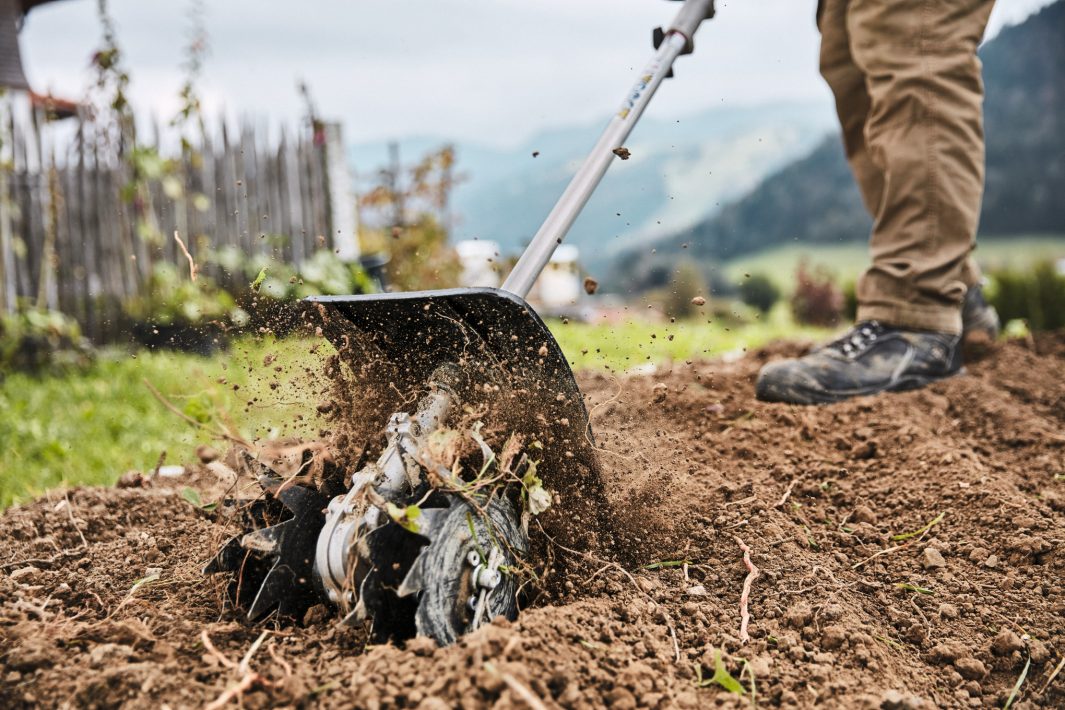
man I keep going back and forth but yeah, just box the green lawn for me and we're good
[0,312,830,508]
[549,305,830,371]
[0,337,328,508]
[722,234,1065,292]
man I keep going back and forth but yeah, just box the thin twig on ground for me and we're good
[201,630,237,669]
[1040,654,1065,695]
[238,630,271,675]
[174,230,197,281]
[733,535,760,645]
[203,630,276,710]
[57,495,88,548]
[775,479,798,508]
[205,673,262,710]
[852,544,903,570]
[667,620,681,662]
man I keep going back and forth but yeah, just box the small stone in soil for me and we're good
[922,547,946,569]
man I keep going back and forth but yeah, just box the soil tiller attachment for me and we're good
[206,0,716,645]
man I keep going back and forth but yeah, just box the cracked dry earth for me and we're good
[1,335,1064,709]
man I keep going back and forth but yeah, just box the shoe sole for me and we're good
[756,368,964,405]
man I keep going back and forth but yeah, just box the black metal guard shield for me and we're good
[307,288,610,551]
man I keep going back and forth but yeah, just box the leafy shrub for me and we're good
[791,260,844,327]
[124,262,245,327]
[737,273,780,314]
[384,215,462,292]
[215,246,375,301]
[0,308,93,375]
[986,260,1065,331]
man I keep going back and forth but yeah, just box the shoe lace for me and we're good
[828,321,884,357]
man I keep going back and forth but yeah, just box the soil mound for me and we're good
[2,335,1064,708]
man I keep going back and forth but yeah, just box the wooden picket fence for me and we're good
[0,105,341,342]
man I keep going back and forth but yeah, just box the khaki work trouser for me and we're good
[818,0,996,334]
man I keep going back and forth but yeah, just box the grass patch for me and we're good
[549,306,830,372]
[1,312,827,508]
[0,336,328,508]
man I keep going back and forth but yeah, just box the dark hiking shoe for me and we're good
[962,283,1000,341]
[756,321,961,404]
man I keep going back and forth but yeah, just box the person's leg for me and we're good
[817,0,884,217]
[754,0,997,405]
[849,0,996,334]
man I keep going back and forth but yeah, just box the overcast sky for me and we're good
[20,0,1054,149]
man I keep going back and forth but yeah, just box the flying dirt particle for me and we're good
[263,353,276,367]
[116,471,146,489]
[691,296,706,306]
[583,276,599,295]
[652,383,667,403]
[612,147,631,160]
[391,226,402,239]
[195,445,219,464]
[532,150,540,157]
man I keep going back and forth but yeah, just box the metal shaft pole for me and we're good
[502,0,714,299]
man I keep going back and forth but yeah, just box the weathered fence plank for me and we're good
[0,112,336,342]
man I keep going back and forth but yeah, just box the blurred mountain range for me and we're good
[350,100,835,269]
[609,0,1065,291]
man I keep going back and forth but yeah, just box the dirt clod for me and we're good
[954,657,988,680]
[991,629,1025,656]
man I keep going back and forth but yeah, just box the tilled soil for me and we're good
[2,336,1064,709]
